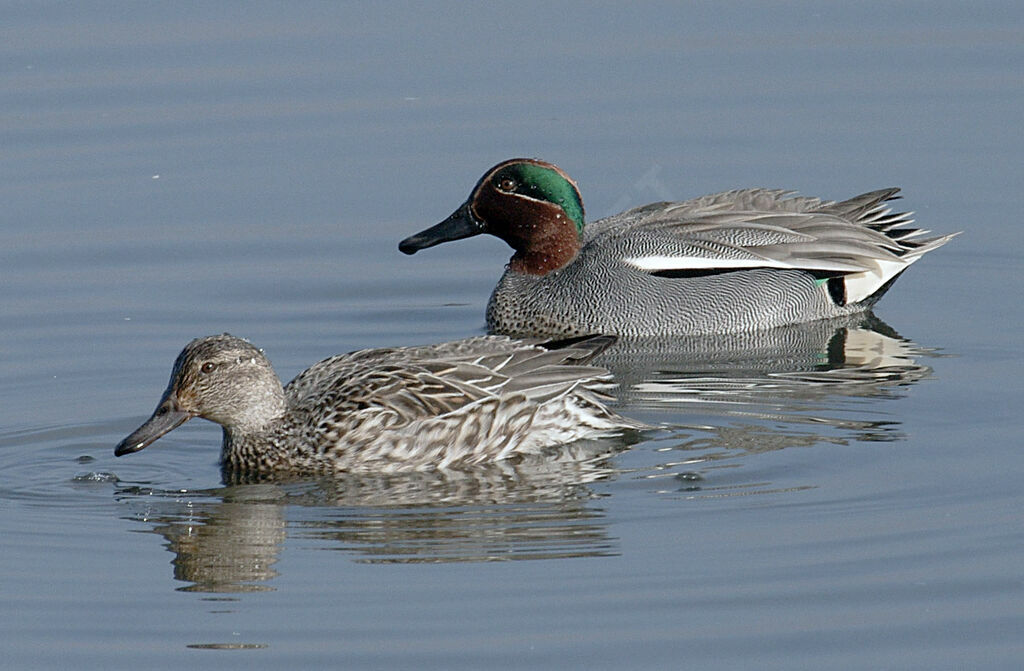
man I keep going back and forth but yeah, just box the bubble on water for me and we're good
[72,471,120,484]
[186,642,268,650]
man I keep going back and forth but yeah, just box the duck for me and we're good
[114,333,642,477]
[399,158,959,337]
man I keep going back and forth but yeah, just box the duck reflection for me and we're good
[600,313,930,397]
[144,491,286,593]
[115,312,940,589]
[293,465,619,564]
[116,450,626,591]
[598,312,938,494]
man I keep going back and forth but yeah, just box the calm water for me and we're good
[3,3,1023,669]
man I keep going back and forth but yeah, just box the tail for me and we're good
[843,231,960,305]
[823,189,961,304]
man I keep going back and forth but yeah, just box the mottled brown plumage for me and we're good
[115,334,643,478]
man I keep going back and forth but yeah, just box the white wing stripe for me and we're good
[624,255,875,274]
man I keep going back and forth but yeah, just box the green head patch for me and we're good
[491,161,586,234]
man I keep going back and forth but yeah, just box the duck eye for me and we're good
[200,362,216,374]
[497,177,517,192]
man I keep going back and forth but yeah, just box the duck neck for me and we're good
[220,415,289,477]
[505,209,582,275]
[217,383,289,462]
[225,388,288,435]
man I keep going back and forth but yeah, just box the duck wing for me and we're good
[592,188,958,303]
[284,336,616,428]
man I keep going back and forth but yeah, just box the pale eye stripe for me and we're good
[512,191,557,208]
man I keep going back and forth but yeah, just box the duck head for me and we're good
[115,334,287,456]
[399,158,586,275]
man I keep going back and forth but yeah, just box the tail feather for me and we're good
[813,189,961,305]
[843,231,960,304]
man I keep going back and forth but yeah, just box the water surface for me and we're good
[3,3,1022,669]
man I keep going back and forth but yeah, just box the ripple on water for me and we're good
[0,419,215,510]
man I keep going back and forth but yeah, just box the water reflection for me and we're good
[150,497,286,593]
[601,313,931,401]
[115,454,624,591]
[601,312,938,497]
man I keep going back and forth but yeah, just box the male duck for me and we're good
[399,159,959,337]
[114,333,641,477]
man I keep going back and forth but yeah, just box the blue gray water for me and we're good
[3,3,1022,669]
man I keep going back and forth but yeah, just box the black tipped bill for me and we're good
[399,201,485,255]
[114,398,193,456]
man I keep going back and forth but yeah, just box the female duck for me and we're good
[114,333,640,477]
[399,159,958,337]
